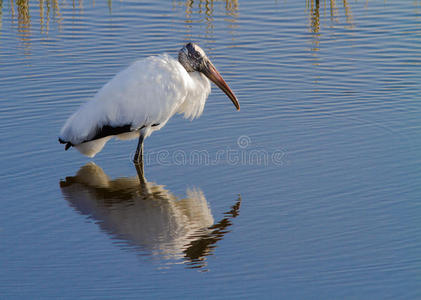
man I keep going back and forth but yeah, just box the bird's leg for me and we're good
[133,134,144,170]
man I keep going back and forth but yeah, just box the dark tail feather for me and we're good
[58,137,73,151]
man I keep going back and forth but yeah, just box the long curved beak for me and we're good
[202,60,240,111]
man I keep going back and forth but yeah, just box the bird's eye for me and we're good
[188,49,199,59]
[186,45,202,60]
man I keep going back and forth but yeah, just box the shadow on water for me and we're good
[59,163,241,270]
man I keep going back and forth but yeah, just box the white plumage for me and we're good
[59,43,239,162]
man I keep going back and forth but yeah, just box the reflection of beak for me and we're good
[202,60,240,111]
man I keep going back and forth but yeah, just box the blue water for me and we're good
[1,0,420,298]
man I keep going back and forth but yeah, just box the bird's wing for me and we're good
[59,55,190,145]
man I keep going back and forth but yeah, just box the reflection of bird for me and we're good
[60,163,241,269]
[59,43,240,166]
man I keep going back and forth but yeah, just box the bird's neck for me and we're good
[177,72,211,120]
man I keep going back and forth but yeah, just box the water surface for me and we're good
[1,0,420,298]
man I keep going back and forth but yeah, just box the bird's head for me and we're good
[179,42,240,111]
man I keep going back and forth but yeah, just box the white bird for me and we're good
[59,43,240,166]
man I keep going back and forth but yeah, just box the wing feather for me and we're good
[59,55,190,146]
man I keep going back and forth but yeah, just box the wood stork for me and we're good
[59,43,240,167]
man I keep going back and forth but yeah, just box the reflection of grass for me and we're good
[307,0,354,34]
[39,0,62,34]
[172,0,239,38]
[173,0,239,17]
[3,0,239,41]
[16,0,30,35]
[0,0,2,34]
[2,0,366,47]
[306,0,354,52]
[6,0,62,37]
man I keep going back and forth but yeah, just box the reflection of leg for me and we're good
[134,162,147,188]
[133,134,144,165]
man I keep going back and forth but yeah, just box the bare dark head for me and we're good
[178,42,207,72]
[178,42,240,110]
